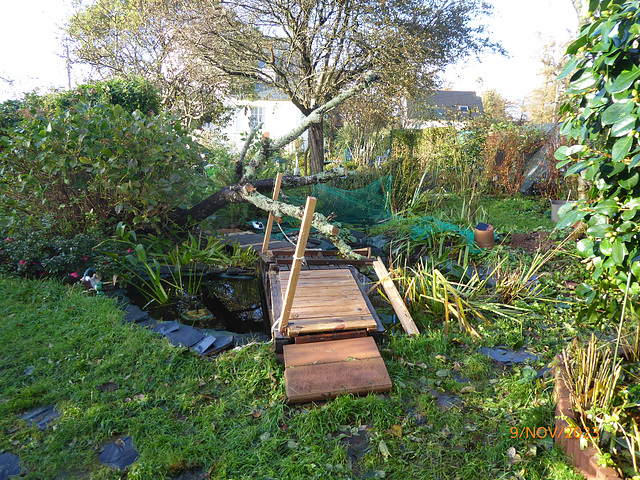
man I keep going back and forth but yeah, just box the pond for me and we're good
[126,271,270,339]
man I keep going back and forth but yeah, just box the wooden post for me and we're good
[372,257,420,336]
[261,172,283,255]
[279,196,317,334]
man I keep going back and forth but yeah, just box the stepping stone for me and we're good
[20,405,60,430]
[99,436,139,471]
[478,347,538,365]
[0,451,24,479]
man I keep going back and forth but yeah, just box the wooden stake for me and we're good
[372,257,420,336]
[279,196,317,333]
[261,172,283,255]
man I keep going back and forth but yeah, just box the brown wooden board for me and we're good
[283,337,392,403]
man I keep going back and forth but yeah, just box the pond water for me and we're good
[127,272,270,337]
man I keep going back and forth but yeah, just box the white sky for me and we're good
[0,0,579,105]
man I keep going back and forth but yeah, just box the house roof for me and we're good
[408,90,484,120]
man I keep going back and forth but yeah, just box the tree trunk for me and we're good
[308,121,325,175]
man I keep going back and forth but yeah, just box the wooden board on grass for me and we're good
[283,336,392,403]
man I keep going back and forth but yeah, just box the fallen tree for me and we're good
[171,71,380,258]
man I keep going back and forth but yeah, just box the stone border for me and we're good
[554,356,621,480]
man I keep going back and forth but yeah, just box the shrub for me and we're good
[0,99,209,232]
[555,0,640,322]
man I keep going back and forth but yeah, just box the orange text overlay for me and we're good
[510,426,599,440]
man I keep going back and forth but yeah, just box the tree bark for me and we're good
[308,120,325,175]
[171,168,349,225]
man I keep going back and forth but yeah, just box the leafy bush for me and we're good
[384,127,485,212]
[43,77,161,114]
[0,228,125,281]
[0,98,209,232]
[555,0,640,321]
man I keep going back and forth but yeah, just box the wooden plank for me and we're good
[261,172,283,254]
[280,269,354,279]
[283,337,391,403]
[287,315,377,335]
[288,302,370,317]
[293,330,368,345]
[372,258,420,336]
[284,336,381,366]
[269,270,283,328]
[279,197,317,334]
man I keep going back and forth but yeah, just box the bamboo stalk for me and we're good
[261,172,283,255]
[278,196,317,334]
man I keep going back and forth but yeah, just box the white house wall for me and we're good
[220,99,307,154]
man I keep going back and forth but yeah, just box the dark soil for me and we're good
[505,231,555,253]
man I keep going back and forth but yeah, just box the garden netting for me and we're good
[287,176,393,228]
[274,176,480,252]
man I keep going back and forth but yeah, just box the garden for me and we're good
[2,2,640,480]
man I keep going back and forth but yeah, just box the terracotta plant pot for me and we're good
[474,222,495,249]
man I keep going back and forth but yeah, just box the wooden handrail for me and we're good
[261,172,283,255]
[278,196,317,334]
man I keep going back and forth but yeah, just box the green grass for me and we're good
[0,276,586,479]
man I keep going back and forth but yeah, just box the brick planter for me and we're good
[554,356,622,480]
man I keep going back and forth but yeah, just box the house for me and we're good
[219,84,306,153]
[404,90,484,128]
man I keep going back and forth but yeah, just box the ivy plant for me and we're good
[555,0,640,321]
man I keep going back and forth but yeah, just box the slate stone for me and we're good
[163,323,205,348]
[152,320,179,335]
[478,347,538,365]
[428,390,463,410]
[192,335,217,355]
[20,405,60,430]
[99,436,139,471]
[136,317,159,329]
[123,305,149,323]
[0,452,23,479]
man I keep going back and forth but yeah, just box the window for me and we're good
[458,105,469,113]
[249,107,265,128]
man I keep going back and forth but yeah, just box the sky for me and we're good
[0,0,580,105]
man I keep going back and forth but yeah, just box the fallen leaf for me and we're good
[460,385,476,394]
[436,369,450,377]
[97,381,118,392]
[250,408,262,418]
[507,446,522,465]
[387,425,402,437]
[378,440,390,460]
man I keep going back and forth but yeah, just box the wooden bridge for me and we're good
[236,174,419,403]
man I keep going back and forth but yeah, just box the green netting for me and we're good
[289,176,392,228]
[409,217,480,253]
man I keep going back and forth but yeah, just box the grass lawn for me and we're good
[0,273,586,479]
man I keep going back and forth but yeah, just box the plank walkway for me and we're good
[223,219,417,404]
[278,269,378,336]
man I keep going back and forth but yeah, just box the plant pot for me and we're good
[551,200,570,223]
[474,223,495,249]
